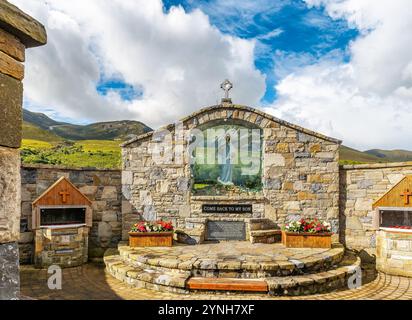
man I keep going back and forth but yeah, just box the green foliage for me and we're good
[21,139,121,169]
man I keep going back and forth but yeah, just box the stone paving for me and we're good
[20,263,412,300]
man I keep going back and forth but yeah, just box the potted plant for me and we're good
[282,218,333,248]
[129,220,174,247]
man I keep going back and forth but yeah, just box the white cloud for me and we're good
[10,0,265,128]
[267,0,412,150]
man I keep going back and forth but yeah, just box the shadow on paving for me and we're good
[20,263,124,300]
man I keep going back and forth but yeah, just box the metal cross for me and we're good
[220,79,233,99]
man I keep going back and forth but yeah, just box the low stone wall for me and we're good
[339,162,412,259]
[34,226,89,268]
[376,230,412,277]
[20,164,122,263]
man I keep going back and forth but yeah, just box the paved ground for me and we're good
[20,263,412,300]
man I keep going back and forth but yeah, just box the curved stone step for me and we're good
[104,249,190,294]
[104,249,362,296]
[266,254,361,296]
[117,243,345,277]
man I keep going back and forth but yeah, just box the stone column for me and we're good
[0,1,46,300]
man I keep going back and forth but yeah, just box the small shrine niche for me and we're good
[32,176,92,229]
[32,176,92,268]
[373,175,412,230]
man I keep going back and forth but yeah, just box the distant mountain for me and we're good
[339,146,383,164]
[339,146,412,164]
[23,109,152,141]
[364,149,412,163]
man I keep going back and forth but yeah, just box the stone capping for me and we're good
[341,161,412,170]
[21,163,121,172]
[121,103,342,147]
[0,1,47,48]
[191,195,266,201]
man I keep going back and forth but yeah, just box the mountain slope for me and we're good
[339,146,384,164]
[22,121,63,142]
[365,149,412,162]
[23,109,152,141]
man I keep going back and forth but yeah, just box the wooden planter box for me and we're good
[282,231,332,248]
[129,232,173,247]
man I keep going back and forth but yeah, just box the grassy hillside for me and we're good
[22,121,63,142]
[339,146,384,165]
[21,139,121,169]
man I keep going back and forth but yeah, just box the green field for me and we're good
[21,139,121,169]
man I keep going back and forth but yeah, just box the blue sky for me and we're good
[15,0,412,150]
[95,0,358,105]
[159,0,358,103]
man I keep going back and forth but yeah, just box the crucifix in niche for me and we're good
[400,189,412,205]
[59,191,70,203]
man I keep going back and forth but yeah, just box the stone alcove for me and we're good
[32,176,92,268]
[372,175,412,277]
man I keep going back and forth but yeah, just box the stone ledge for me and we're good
[21,163,121,172]
[341,161,412,170]
[0,1,47,48]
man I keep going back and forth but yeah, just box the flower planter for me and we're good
[128,232,173,247]
[282,231,332,248]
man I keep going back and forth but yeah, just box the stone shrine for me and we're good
[121,80,341,244]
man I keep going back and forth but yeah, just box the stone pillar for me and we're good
[0,1,46,300]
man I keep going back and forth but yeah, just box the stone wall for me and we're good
[376,230,412,277]
[34,226,89,268]
[122,103,340,240]
[20,165,122,263]
[0,1,46,300]
[340,162,412,258]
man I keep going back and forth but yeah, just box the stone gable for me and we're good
[121,103,341,241]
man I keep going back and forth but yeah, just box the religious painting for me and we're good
[190,119,263,195]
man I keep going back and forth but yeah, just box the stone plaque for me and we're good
[206,221,246,241]
[202,204,252,214]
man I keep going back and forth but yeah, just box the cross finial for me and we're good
[220,79,233,102]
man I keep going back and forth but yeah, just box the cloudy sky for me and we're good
[10,0,412,151]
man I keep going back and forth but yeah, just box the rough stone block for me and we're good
[0,28,24,62]
[0,1,47,48]
[0,146,21,243]
[0,242,20,300]
[0,72,22,148]
[0,50,23,80]
[101,186,118,199]
[265,153,285,168]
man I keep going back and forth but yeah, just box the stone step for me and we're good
[266,254,361,296]
[249,229,282,244]
[187,277,268,292]
[248,218,279,231]
[250,229,282,237]
[104,249,190,294]
[116,244,345,277]
[105,249,362,296]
